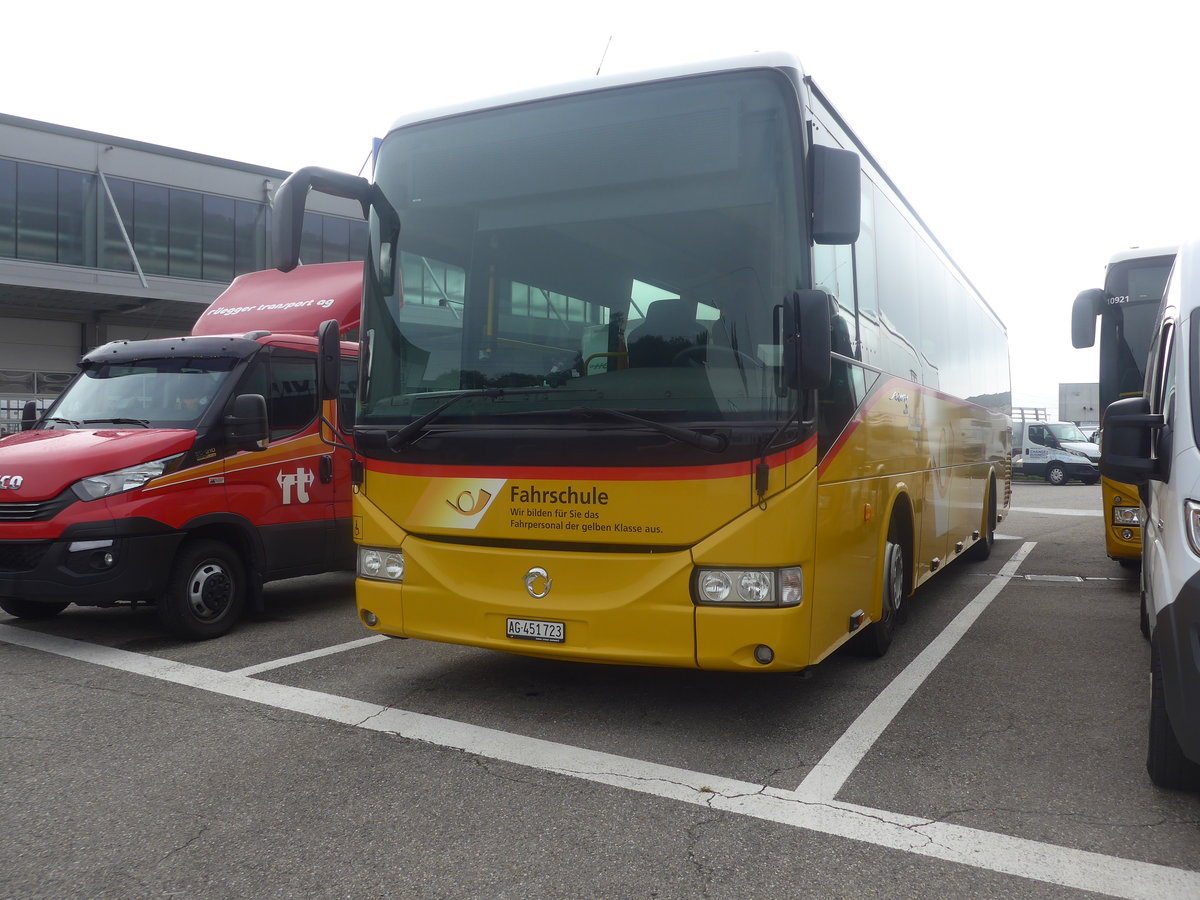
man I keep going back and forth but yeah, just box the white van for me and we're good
[1012,415,1100,485]
[1102,239,1200,788]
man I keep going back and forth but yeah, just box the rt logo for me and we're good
[277,467,315,504]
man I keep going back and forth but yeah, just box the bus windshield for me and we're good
[1098,255,1174,410]
[361,70,804,435]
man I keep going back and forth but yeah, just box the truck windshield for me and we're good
[45,357,238,429]
[1046,423,1089,443]
[361,69,805,434]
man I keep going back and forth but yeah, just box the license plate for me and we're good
[506,617,565,643]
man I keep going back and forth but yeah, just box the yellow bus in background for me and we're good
[1073,247,1176,566]
[272,53,1012,671]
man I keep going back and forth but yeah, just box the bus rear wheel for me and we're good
[157,538,246,640]
[965,479,996,562]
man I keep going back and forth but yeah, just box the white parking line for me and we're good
[797,541,1036,801]
[229,634,390,676]
[3,553,1197,898]
[1009,506,1103,517]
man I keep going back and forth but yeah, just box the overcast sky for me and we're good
[6,0,1199,420]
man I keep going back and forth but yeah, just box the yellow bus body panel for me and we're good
[1102,476,1141,561]
[353,378,1009,672]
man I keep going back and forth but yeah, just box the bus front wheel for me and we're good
[858,526,906,658]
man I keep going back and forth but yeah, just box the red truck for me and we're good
[0,261,362,638]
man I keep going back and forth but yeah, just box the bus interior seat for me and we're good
[626,299,709,367]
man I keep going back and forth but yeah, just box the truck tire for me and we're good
[1147,641,1200,789]
[1046,463,1068,486]
[0,597,69,619]
[157,538,246,640]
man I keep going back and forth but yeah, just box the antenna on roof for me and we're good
[595,35,613,76]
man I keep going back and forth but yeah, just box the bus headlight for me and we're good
[1112,506,1141,526]
[693,566,802,607]
[359,547,404,582]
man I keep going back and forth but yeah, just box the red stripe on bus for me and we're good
[368,435,817,481]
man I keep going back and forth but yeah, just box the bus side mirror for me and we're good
[1071,288,1106,349]
[225,393,269,452]
[1100,395,1162,483]
[271,166,401,291]
[317,319,342,402]
[20,400,37,431]
[784,290,832,391]
[810,145,861,245]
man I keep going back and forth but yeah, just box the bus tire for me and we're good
[157,538,246,640]
[0,597,68,619]
[1148,641,1200,789]
[965,478,996,562]
[1046,464,1068,486]
[858,526,905,658]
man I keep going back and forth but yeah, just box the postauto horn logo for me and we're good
[412,479,506,530]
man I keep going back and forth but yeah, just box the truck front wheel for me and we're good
[0,597,68,619]
[158,539,246,640]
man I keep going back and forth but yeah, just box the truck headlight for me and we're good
[359,547,404,582]
[1186,501,1200,558]
[693,566,802,607]
[70,454,182,500]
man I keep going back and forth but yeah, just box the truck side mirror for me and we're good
[783,289,832,391]
[20,400,37,431]
[810,145,861,245]
[224,393,269,452]
[1071,288,1105,349]
[1100,395,1162,483]
[317,319,342,402]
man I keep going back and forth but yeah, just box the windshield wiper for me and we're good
[43,416,81,428]
[82,417,151,428]
[569,407,728,453]
[385,387,595,451]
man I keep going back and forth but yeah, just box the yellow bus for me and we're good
[1072,247,1176,566]
[272,52,1011,671]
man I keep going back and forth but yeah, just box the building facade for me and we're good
[0,113,367,434]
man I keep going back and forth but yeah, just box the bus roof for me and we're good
[1108,245,1177,265]
[191,261,363,338]
[386,52,807,132]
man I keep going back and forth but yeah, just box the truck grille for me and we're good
[0,542,51,573]
[0,491,75,522]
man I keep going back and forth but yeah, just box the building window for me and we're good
[169,188,203,279]
[299,211,368,265]
[0,159,14,258]
[16,163,59,262]
[0,156,359,282]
